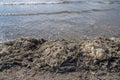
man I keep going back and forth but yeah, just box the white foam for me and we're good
[0,1,64,5]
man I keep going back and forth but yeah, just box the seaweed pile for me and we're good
[0,37,120,73]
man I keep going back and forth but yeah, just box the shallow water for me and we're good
[0,0,120,41]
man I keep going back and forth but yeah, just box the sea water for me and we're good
[0,0,120,41]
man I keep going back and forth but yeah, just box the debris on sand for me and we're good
[0,37,120,73]
[79,37,120,72]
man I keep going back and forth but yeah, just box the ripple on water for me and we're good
[0,8,120,16]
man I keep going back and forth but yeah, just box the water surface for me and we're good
[0,0,120,42]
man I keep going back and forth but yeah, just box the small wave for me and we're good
[0,11,83,16]
[0,1,85,5]
[96,1,120,4]
[0,1,64,5]
[0,8,119,16]
[63,1,84,4]
[0,1,120,6]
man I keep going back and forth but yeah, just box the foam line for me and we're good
[0,1,64,5]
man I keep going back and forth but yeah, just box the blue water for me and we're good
[0,0,120,42]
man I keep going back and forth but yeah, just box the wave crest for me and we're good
[0,1,85,5]
[0,1,64,5]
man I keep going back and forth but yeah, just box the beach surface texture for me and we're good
[0,37,119,80]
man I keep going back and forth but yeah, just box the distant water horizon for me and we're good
[0,0,120,41]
